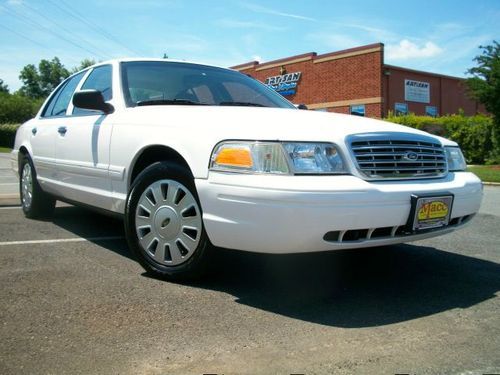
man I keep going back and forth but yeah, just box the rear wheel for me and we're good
[20,154,55,219]
[124,162,212,281]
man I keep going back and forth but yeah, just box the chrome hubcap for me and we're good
[135,179,202,266]
[21,163,33,209]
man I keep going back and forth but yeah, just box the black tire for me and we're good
[124,161,213,281]
[19,154,56,219]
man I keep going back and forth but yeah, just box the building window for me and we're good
[425,106,438,117]
[394,102,408,116]
[350,104,365,116]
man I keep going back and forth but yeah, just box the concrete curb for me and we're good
[0,194,20,207]
[483,182,500,186]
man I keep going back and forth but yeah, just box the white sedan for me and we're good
[11,58,483,280]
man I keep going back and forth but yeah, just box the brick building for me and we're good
[230,43,482,118]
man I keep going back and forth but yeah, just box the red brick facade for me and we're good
[231,43,481,118]
[383,65,482,116]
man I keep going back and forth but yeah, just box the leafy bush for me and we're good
[386,112,496,164]
[0,92,44,124]
[0,124,20,148]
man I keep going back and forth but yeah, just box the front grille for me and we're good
[350,136,447,179]
[322,214,474,244]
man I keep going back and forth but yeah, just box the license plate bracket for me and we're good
[406,193,454,232]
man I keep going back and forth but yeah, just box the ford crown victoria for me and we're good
[11,59,483,279]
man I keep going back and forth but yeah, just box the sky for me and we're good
[0,0,499,91]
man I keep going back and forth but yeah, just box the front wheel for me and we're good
[124,162,212,281]
[20,154,55,219]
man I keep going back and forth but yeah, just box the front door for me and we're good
[55,65,114,211]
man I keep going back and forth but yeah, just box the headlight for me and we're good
[445,146,466,171]
[210,141,347,175]
[283,142,345,174]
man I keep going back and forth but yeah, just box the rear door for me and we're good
[30,72,85,194]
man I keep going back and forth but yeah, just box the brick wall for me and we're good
[231,43,483,118]
[383,65,481,116]
[232,43,384,117]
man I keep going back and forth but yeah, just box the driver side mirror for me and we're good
[73,90,114,114]
[297,104,308,110]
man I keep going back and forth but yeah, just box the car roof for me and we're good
[86,58,233,72]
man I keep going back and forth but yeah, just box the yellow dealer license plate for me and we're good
[413,195,453,231]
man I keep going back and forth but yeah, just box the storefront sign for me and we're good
[265,71,302,96]
[395,102,408,116]
[405,79,430,103]
[426,106,438,117]
[350,104,365,116]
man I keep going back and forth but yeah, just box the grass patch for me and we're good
[0,147,12,153]
[467,165,500,183]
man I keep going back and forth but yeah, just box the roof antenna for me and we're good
[163,53,168,59]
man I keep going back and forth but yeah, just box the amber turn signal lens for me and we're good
[215,147,253,168]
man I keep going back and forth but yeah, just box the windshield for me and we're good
[121,61,296,109]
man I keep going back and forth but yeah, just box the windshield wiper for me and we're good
[136,99,206,106]
[219,101,266,107]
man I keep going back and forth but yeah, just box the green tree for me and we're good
[18,57,69,99]
[71,58,96,73]
[0,79,9,94]
[466,41,500,162]
[0,93,43,124]
[18,64,43,99]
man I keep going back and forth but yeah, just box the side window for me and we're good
[73,65,112,115]
[42,72,84,117]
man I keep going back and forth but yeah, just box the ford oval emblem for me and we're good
[404,151,419,161]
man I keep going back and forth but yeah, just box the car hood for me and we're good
[120,105,456,146]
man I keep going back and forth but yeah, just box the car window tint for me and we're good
[43,72,84,117]
[191,85,214,103]
[121,61,295,109]
[222,81,276,107]
[73,65,112,115]
[42,84,65,117]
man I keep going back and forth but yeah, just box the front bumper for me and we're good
[195,171,482,253]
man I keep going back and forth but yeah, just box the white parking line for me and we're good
[0,206,21,209]
[0,183,18,185]
[0,236,124,246]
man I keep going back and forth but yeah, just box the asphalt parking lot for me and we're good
[0,154,499,374]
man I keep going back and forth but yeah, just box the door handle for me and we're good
[58,126,67,135]
[31,127,37,135]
